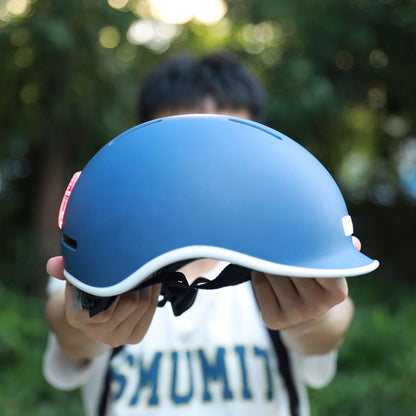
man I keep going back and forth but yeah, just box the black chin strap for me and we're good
[155,263,252,316]
[74,262,252,317]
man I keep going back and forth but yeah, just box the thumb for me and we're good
[46,256,66,280]
[352,236,362,252]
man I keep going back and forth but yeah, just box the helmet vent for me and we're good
[63,234,78,250]
[228,117,283,140]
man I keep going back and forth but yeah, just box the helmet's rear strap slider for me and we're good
[73,288,118,318]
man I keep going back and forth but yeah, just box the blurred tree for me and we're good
[0,0,415,290]
[0,0,142,291]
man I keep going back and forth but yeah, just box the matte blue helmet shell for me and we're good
[60,115,379,297]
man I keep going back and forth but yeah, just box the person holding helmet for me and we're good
[43,51,375,416]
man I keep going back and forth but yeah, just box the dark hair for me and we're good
[138,51,265,123]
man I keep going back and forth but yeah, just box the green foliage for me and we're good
[1,0,415,190]
[0,285,82,415]
[309,275,416,416]
[1,0,415,291]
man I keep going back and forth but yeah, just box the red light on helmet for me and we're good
[58,171,81,229]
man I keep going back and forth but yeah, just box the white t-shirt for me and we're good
[43,262,337,416]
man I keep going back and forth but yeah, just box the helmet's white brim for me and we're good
[64,245,379,297]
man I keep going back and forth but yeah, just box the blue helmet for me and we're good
[60,115,379,302]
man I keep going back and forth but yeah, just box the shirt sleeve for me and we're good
[46,275,66,296]
[43,276,110,391]
[43,333,111,391]
[290,350,338,389]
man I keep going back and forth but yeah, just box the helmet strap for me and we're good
[76,262,252,318]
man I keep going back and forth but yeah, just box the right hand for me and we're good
[47,256,161,347]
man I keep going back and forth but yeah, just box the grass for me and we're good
[1,272,415,415]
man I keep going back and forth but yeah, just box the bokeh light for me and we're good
[192,0,227,24]
[20,83,39,104]
[339,151,373,202]
[127,19,180,53]
[369,48,388,68]
[335,50,354,71]
[98,26,121,49]
[368,85,387,109]
[383,115,409,138]
[241,21,283,56]
[396,138,416,201]
[107,0,129,10]
[136,0,227,25]
[6,0,30,16]
[150,0,193,24]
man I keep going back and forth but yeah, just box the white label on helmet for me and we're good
[342,215,354,236]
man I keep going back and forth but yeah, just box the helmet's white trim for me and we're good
[63,245,379,296]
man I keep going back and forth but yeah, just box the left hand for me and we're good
[251,272,348,331]
[251,236,360,331]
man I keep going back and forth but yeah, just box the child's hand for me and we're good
[47,256,161,348]
[251,236,360,332]
[251,272,348,330]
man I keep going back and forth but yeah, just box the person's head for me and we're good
[138,51,265,123]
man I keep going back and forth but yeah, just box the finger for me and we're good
[85,285,157,343]
[104,284,161,346]
[128,284,161,344]
[251,271,282,318]
[260,273,302,311]
[67,297,125,343]
[252,272,306,328]
[289,276,326,301]
[264,275,322,323]
[352,236,362,251]
[289,277,337,318]
[46,256,66,280]
[99,291,143,345]
[313,277,348,305]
